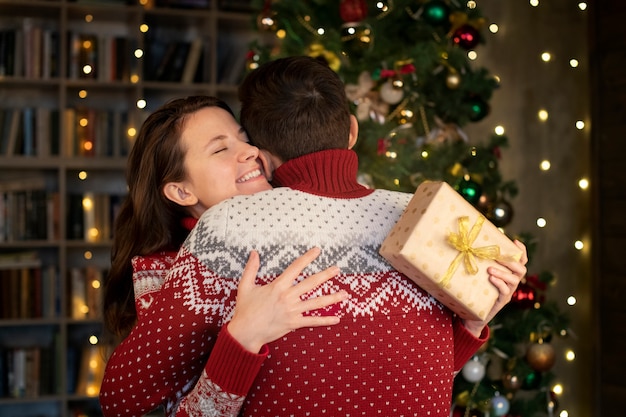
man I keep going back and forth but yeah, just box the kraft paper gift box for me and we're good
[380,181,523,321]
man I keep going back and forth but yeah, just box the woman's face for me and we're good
[178,106,272,216]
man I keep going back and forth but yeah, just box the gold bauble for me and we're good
[526,342,556,372]
[446,72,461,89]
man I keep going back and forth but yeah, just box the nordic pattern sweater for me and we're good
[99,149,487,417]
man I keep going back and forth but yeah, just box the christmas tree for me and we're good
[247,1,570,415]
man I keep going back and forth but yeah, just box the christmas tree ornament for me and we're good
[373,0,393,19]
[526,341,556,372]
[522,370,542,390]
[465,95,490,121]
[502,371,523,391]
[256,8,277,32]
[449,162,464,178]
[491,394,510,416]
[511,281,537,309]
[475,193,495,215]
[452,23,481,50]
[422,0,450,26]
[307,44,342,72]
[339,0,368,23]
[446,69,461,89]
[461,358,486,382]
[383,123,417,160]
[340,22,373,58]
[456,177,482,205]
[487,198,514,227]
[379,78,404,104]
[427,116,468,143]
[345,71,389,122]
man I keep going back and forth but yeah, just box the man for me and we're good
[170,56,527,416]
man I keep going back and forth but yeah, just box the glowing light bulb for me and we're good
[578,178,589,189]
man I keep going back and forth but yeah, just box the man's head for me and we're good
[238,56,355,165]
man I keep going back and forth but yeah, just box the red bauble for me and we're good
[511,282,537,309]
[340,0,368,22]
[452,24,480,50]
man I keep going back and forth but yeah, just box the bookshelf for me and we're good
[0,0,257,415]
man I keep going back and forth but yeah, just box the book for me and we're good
[22,107,35,156]
[181,37,203,84]
[35,107,52,157]
[69,267,87,319]
[4,109,22,156]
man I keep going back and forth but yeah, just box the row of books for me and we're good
[0,346,58,399]
[0,107,131,157]
[67,193,125,242]
[143,32,206,83]
[0,184,125,243]
[0,19,60,79]
[0,263,59,320]
[0,343,106,399]
[0,257,107,321]
[64,107,132,158]
[0,181,60,242]
[67,31,137,82]
[0,20,205,83]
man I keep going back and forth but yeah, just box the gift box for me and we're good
[380,181,523,321]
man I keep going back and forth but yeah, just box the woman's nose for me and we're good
[239,142,260,161]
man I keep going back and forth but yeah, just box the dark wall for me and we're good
[589,1,626,415]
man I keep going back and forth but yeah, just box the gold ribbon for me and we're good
[440,215,501,287]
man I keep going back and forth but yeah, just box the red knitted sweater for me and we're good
[99,149,487,417]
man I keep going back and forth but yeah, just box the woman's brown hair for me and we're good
[103,95,234,339]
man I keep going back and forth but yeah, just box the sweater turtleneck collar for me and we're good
[271,149,374,198]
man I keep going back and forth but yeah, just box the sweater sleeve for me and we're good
[452,316,489,371]
[172,325,269,417]
[100,249,222,417]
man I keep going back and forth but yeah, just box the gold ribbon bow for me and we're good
[440,215,501,287]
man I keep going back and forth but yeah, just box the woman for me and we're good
[101,96,348,416]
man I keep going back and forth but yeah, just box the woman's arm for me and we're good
[100,248,346,417]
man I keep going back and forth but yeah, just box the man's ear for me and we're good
[162,182,198,207]
[348,115,359,150]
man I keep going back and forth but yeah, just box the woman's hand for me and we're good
[463,239,528,337]
[227,247,349,353]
